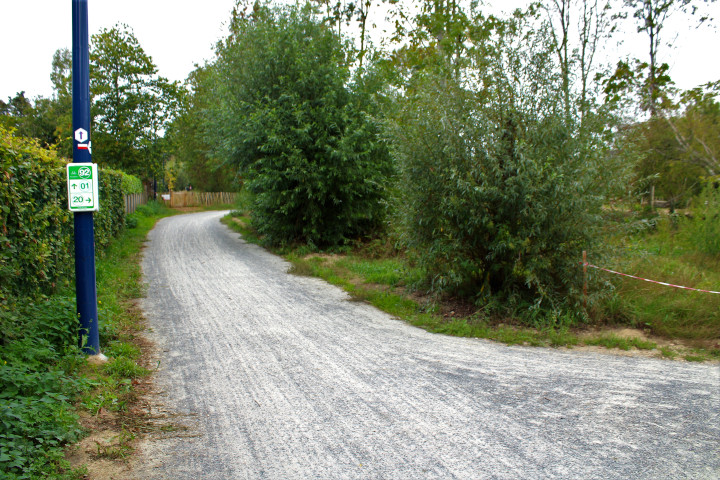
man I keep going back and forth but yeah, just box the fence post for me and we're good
[651,185,655,211]
[583,250,588,309]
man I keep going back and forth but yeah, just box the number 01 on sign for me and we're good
[66,163,100,212]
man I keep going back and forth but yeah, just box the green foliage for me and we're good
[616,0,714,116]
[615,93,719,207]
[206,3,392,246]
[132,200,163,217]
[622,117,703,205]
[0,297,89,479]
[1,297,76,352]
[0,48,74,159]
[0,92,59,149]
[90,24,181,180]
[49,49,74,159]
[659,346,677,358]
[103,357,149,379]
[119,172,143,195]
[95,168,126,252]
[0,168,167,479]
[166,66,238,192]
[337,257,419,287]
[584,333,657,351]
[0,128,73,302]
[387,12,617,319]
[610,213,720,340]
[0,128,129,302]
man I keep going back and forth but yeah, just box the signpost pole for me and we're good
[72,0,100,355]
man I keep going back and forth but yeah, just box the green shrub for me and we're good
[0,303,88,479]
[119,171,143,195]
[133,200,163,217]
[207,4,392,246]
[389,74,609,313]
[94,167,126,251]
[125,215,139,229]
[0,127,129,301]
[0,363,84,478]
[386,17,622,323]
[0,297,76,353]
[103,357,149,379]
[0,128,73,302]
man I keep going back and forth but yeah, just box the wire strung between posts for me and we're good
[583,262,720,295]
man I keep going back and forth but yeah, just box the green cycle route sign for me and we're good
[66,163,100,212]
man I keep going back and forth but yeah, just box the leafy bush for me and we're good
[386,18,619,321]
[94,168,126,251]
[206,3,392,246]
[0,297,88,479]
[0,131,150,477]
[0,128,73,302]
[0,363,84,478]
[132,200,163,217]
[0,127,129,301]
[0,297,76,352]
[119,171,143,195]
[125,215,139,229]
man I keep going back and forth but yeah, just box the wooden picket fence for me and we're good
[124,192,148,214]
[165,191,237,208]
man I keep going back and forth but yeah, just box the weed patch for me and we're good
[0,200,173,478]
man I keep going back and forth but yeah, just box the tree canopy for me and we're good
[201,3,392,246]
[90,24,181,179]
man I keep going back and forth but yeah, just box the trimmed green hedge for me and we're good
[0,127,128,303]
[120,171,143,195]
[95,167,126,251]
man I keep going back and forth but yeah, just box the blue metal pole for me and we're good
[72,0,100,355]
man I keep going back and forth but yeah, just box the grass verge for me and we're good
[0,201,175,479]
[222,210,719,361]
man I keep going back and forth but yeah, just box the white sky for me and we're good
[1,0,718,101]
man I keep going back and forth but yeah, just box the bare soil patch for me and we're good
[65,410,135,480]
[303,252,343,264]
[67,337,199,479]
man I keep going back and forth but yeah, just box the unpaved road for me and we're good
[136,211,720,479]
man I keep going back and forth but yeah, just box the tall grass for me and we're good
[607,213,720,342]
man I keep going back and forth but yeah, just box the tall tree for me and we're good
[546,0,573,120]
[166,65,237,192]
[669,83,720,176]
[48,48,73,157]
[0,92,34,133]
[544,0,612,124]
[619,0,715,116]
[206,2,392,246]
[313,0,389,67]
[0,92,57,147]
[387,8,621,315]
[90,24,180,179]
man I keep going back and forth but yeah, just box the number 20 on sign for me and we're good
[66,163,100,212]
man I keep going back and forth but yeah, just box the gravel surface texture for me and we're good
[136,210,720,479]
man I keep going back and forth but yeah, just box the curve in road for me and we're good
[136,211,720,479]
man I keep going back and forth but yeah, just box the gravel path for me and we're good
[136,210,720,479]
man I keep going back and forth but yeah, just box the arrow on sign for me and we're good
[74,128,88,143]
